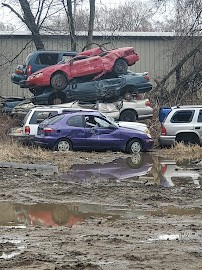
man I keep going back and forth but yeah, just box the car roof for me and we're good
[62,110,102,116]
[171,105,202,110]
[30,50,77,55]
[30,106,98,113]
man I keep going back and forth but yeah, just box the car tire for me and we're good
[113,59,128,75]
[119,110,137,122]
[51,73,68,91]
[54,139,72,152]
[176,133,200,145]
[124,92,133,101]
[126,139,142,153]
[126,153,143,168]
[48,93,66,105]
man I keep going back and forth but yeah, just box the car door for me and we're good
[67,79,98,101]
[69,56,104,78]
[193,109,202,141]
[84,115,121,150]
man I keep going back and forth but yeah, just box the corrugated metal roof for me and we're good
[0,30,175,37]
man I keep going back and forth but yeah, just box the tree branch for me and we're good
[2,3,25,22]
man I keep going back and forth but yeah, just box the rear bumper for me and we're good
[159,135,175,146]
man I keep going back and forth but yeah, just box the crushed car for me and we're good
[31,71,152,104]
[10,96,153,122]
[11,50,77,91]
[26,47,140,91]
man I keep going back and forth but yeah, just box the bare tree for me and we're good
[152,0,202,105]
[1,0,56,50]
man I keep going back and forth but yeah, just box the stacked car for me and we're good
[8,46,154,152]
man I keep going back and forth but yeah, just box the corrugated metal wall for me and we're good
[0,33,175,98]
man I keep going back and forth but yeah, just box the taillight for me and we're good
[145,100,150,107]
[27,65,32,76]
[16,68,23,75]
[161,125,167,136]
[161,164,167,174]
[144,74,150,80]
[25,126,30,135]
[43,127,55,135]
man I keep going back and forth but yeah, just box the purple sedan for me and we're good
[34,111,153,153]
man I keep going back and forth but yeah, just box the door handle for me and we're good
[195,127,200,129]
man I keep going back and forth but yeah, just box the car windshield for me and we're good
[100,113,118,127]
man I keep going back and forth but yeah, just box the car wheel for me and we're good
[113,59,128,75]
[48,93,66,105]
[176,133,200,145]
[51,73,68,91]
[126,139,142,153]
[126,153,143,168]
[119,110,137,122]
[54,139,72,152]
[124,92,133,101]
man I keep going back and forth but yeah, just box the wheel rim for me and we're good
[114,60,127,74]
[130,141,141,153]
[131,153,141,164]
[57,140,70,151]
[52,74,67,90]
[53,97,62,105]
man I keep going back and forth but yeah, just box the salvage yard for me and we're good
[0,114,201,270]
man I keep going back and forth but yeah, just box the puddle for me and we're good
[59,154,202,188]
[0,201,201,228]
[147,233,200,242]
[0,239,26,259]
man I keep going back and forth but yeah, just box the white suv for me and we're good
[159,105,202,146]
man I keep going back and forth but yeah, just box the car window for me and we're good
[29,110,58,124]
[35,53,59,65]
[85,115,112,128]
[25,53,32,65]
[197,110,202,122]
[42,114,64,125]
[67,115,83,127]
[170,110,194,123]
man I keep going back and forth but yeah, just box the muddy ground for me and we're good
[0,149,201,270]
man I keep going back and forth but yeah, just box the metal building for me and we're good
[0,31,176,98]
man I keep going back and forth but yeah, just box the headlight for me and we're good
[34,72,43,78]
[146,129,152,138]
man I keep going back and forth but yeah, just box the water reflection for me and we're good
[60,154,153,182]
[60,154,202,188]
[0,201,201,228]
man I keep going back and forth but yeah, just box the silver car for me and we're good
[159,105,202,146]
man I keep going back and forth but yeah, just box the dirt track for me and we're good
[0,151,201,270]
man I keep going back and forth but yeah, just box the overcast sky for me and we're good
[0,0,174,31]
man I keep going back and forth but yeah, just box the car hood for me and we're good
[118,121,148,132]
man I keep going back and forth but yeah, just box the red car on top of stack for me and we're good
[26,47,140,91]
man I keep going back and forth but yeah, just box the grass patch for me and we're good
[160,142,202,161]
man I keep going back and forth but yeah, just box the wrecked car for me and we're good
[11,50,77,90]
[26,47,140,91]
[10,96,153,122]
[31,72,152,105]
[34,110,153,153]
